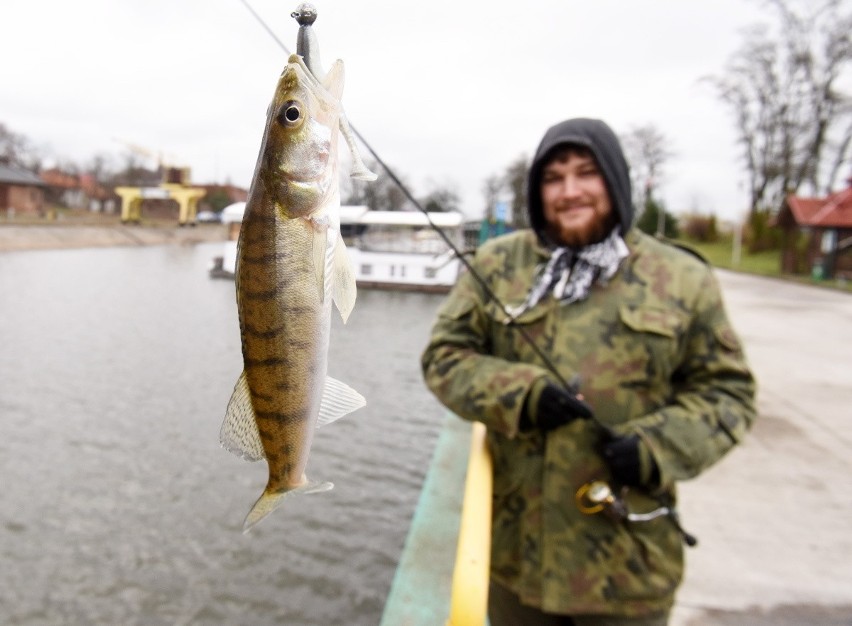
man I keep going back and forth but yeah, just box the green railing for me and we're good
[381,416,493,626]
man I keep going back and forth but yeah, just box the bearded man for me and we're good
[421,118,756,626]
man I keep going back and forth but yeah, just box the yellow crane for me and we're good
[112,138,204,225]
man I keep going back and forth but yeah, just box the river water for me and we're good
[0,242,448,625]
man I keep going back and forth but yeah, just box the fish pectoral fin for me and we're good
[332,236,357,323]
[220,371,265,462]
[317,376,366,427]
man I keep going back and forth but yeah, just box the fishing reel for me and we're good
[575,480,698,547]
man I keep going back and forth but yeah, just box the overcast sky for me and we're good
[2,0,778,221]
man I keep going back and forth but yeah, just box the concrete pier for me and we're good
[672,270,852,625]
[384,269,852,625]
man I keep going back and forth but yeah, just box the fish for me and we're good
[219,53,365,533]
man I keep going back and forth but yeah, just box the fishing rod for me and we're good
[241,0,577,395]
[241,1,698,547]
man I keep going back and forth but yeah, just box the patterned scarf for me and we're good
[506,229,628,319]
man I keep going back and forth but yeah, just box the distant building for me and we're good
[777,178,852,279]
[40,168,117,213]
[0,163,48,216]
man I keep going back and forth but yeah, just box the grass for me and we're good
[680,238,780,275]
[678,236,852,293]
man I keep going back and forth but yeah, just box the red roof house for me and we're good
[777,179,852,279]
[40,168,116,212]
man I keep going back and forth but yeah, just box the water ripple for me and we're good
[0,244,448,625]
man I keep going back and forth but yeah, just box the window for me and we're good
[361,264,372,276]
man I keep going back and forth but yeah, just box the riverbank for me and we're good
[0,222,228,252]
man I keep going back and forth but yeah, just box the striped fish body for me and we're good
[238,213,329,491]
[220,54,363,532]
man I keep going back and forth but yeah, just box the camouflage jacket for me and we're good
[421,228,756,616]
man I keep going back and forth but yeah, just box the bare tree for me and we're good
[481,154,529,228]
[620,124,674,209]
[481,174,503,221]
[342,159,413,211]
[0,122,41,171]
[420,179,461,212]
[621,124,676,237]
[86,153,117,185]
[505,155,529,228]
[109,151,161,187]
[708,0,852,215]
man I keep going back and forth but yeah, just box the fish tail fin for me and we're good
[242,491,288,534]
[242,480,334,533]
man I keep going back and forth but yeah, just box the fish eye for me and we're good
[277,101,302,127]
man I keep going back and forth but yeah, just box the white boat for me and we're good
[208,202,245,279]
[209,203,465,292]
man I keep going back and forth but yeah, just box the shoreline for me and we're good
[0,222,228,252]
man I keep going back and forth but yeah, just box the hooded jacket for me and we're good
[527,117,634,242]
[421,118,756,617]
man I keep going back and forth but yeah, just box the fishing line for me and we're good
[236,2,703,548]
[238,0,294,56]
[237,0,576,394]
[347,126,578,394]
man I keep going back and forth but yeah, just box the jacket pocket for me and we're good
[484,300,552,361]
[619,305,683,338]
[618,305,685,386]
[608,489,684,602]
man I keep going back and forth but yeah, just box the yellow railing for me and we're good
[446,421,493,626]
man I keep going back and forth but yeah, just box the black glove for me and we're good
[521,382,593,432]
[601,433,659,487]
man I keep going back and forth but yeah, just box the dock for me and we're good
[380,416,471,625]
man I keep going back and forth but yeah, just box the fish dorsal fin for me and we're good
[220,371,265,461]
[317,376,366,427]
[322,59,344,101]
[332,235,357,323]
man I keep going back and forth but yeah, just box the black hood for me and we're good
[526,118,634,244]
